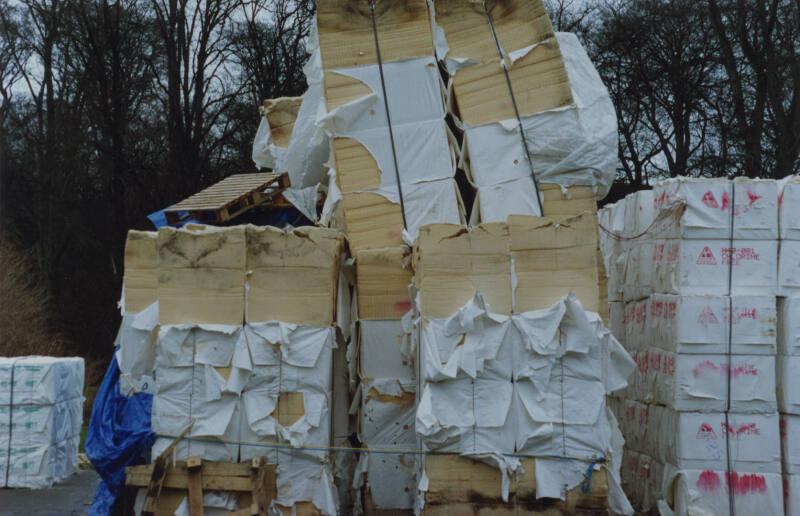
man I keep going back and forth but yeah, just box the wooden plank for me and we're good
[142,424,192,515]
[250,458,269,516]
[186,457,204,516]
[127,462,264,492]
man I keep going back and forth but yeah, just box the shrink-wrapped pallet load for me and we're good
[0,357,84,488]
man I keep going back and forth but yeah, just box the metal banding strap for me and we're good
[369,0,409,231]
[482,1,546,217]
[724,178,737,516]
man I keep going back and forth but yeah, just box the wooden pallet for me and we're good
[127,457,276,516]
[164,172,289,225]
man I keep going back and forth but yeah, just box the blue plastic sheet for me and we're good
[86,356,154,515]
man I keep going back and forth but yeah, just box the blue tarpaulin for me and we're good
[86,356,154,515]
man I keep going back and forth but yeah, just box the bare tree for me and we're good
[707,0,800,178]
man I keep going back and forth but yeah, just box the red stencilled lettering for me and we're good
[650,352,662,371]
[727,472,768,494]
[651,300,664,318]
[730,363,759,377]
[663,355,676,375]
[697,246,717,265]
[722,247,760,266]
[667,242,680,262]
[665,301,677,319]
[636,304,647,324]
[636,353,649,373]
[736,308,757,320]
[638,407,649,426]
[722,422,760,437]
[697,470,722,492]
[653,242,665,263]
[698,306,720,326]
[702,191,719,208]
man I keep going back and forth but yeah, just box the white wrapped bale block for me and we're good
[779,176,800,240]
[653,239,777,296]
[647,349,776,413]
[0,399,83,449]
[786,474,800,516]
[623,190,655,239]
[778,297,800,355]
[464,32,618,212]
[0,436,81,489]
[358,320,413,381]
[617,400,780,473]
[0,357,84,406]
[779,240,800,296]
[649,294,776,355]
[356,378,416,511]
[782,415,800,475]
[621,241,654,301]
[416,294,634,463]
[663,468,784,516]
[652,178,778,240]
[779,355,800,415]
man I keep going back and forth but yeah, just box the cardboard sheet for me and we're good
[158,226,247,326]
[245,225,342,326]
[123,230,158,314]
[354,247,412,320]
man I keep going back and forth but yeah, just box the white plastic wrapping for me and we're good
[616,400,780,473]
[415,293,634,506]
[779,175,800,240]
[649,294,776,355]
[779,297,800,355]
[652,178,778,240]
[661,467,784,516]
[0,357,84,406]
[782,414,800,475]
[779,239,800,295]
[0,356,84,488]
[652,239,777,296]
[151,323,338,515]
[779,355,800,415]
[116,301,158,395]
[646,349,776,413]
[463,32,618,219]
[786,474,800,516]
[286,47,330,188]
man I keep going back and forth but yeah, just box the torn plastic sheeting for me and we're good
[463,33,617,204]
[272,458,338,516]
[282,185,320,223]
[252,114,287,171]
[472,176,544,221]
[156,324,243,368]
[115,302,158,396]
[318,57,454,190]
[779,355,800,414]
[286,46,330,188]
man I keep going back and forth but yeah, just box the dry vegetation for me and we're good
[0,233,66,356]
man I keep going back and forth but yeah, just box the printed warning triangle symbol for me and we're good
[702,191,719,208]
[697,246,717,265]
[697,422,717,440]
[698,306,720,326]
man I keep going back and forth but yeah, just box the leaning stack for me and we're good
[778,176,800,515]
[602,178,785,515]
[0,356,84,488]
[411,213,634,514]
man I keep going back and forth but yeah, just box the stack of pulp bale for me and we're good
[120,224,346,515]
[0,357,84,488]
[778,176,800,514]
[601,178,787,515]
[304,0,625,513]
[411,213,634,514]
